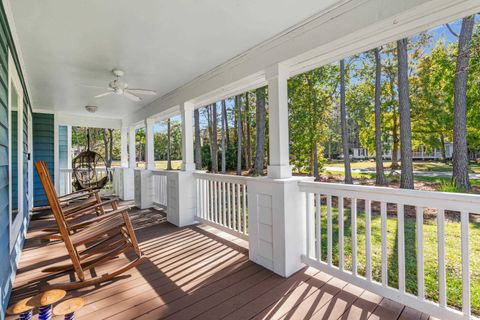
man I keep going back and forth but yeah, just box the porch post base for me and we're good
[165,171,197,227]
[115,167,134,201]
[267,165,292,179]
[247,176,313,277]
[181,162,196,172]
[134,169,153,209]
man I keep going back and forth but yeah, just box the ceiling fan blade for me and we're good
[124,91,142,102]
[127,89,157,95]
[95,91,114,98]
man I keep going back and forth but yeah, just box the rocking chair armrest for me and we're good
[58,188,94,199]
[58,190,100,205]
[66,199,119,219]
[69,207,130,230]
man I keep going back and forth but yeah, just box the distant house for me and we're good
[352,144,453,160]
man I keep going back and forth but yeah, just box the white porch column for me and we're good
[128,126,136,169]
[180,102,196,171]
[266,63,292,179]
[145,118,155,170]
[120,126,129,167]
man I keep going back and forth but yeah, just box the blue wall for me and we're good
[0,2,33,318]
[32,113,54,207]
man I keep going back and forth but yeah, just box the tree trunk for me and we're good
[245,92,252,170]
[221,100,226,174]
[397,38,414,189]
[108,129,113,168]
[194,109,202,170]
[224,100,230,147]
[340,59,353,184]
[236,95,242,175]
[374,48,385,185]
[167,118,172,170]
[390,72,399,170]
[254,87,266,175]
[452,15,474,191]
[440,133,447,164]
[211,103,218,173]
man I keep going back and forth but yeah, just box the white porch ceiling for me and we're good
[9,0,339,118]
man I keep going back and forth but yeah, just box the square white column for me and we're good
[128,126,136,169]
[181,102,196,171]
[145,118,155,170]
[266,63,292,179]
[120,126,129,167]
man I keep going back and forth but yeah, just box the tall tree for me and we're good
[211,103,218,173]
[236,95,243,175]
[452,15,475,191]
[167,118,172,170]
[254,87,266,175]
[340,59,353,184]
[397,38,414,189]
[223,99,230,147]
[221,100,226,174]
[374,48,386,185]
[194,108,202,170]
[245,92,252,170]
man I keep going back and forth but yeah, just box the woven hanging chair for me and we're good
[72,130,109,191]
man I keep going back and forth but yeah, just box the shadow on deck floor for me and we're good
[7,206,434,320]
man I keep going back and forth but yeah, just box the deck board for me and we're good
[7,207,431,320]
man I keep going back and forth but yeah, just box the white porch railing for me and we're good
[299,181,477,320]
[151,170,168,209]
[194,172,249,240]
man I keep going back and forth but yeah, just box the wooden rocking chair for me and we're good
[35,160,146,290]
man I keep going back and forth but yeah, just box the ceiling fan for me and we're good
[94,69,156,102]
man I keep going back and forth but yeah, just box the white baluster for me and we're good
[381,201,387,286]
[338,197,344,271]
[398,204,405,293]
[416,206,425,300]
[437,208,446,307]
[365,199,372,281]
[327,195,332,266]
[352,198,357,276]
[315,193,321,261]
[461,210,470,316]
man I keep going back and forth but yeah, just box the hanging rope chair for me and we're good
[72,129,109,191]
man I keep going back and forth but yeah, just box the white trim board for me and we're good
[8,49,24,252]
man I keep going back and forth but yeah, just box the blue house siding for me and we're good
[0,1,33,318]
[32,113,54,207]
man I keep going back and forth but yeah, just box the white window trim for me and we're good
[8,49,24,252]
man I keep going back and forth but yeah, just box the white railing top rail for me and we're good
[193,172,251,184]
[151,169,168,176]
[299,181,480,212]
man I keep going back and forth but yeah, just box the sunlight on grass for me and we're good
[314,202,480,315]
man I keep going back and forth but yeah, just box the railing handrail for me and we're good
[299,181,480,212]
[193,172,252,184]
[151,169,169,176]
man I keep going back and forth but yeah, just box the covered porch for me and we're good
[1,0,480,319]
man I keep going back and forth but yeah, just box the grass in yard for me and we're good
[325,160,480,173]
[314,203,480,315]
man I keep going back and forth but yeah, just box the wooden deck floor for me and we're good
[7,207,435,320]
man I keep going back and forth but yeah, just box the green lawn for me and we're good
[315,204,480,315]
[326,160,480,173]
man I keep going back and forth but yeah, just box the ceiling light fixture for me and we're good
[85,105,98,113]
